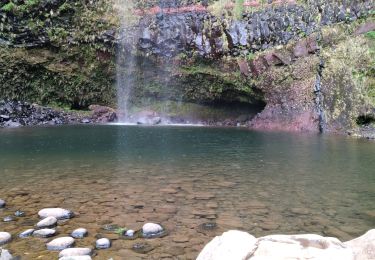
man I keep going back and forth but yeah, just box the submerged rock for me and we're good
[142,223,165,238]
[132,242,155,254]
[0,199,5,208]
[71,228,88,239]
[3,216,14,222]
[38,208,74,220]
[46,237,75,251]
[0,248,13,260]
[59,248,93,258]
[36,216,57,228]
[59,256,92,260]
[33,229,56,238]
[19,229,35,238]
[96,238,111,249]
[0,232,11,246]
[125,230,135,237]
[14,210,25,217]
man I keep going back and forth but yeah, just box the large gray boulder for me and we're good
[345,229,375,260]
[197,230,375,260]
[197,230,256,260]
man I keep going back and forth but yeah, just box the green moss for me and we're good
[1,2,16,12]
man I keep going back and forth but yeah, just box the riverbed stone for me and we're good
[59,248,93,257]
[96,238,111,249]
[38,208,74,220]
[59,257,92,260]
[14,210,25,217]
[0,232,11,246]
[33,229,56,238]
[0,248,12,260]
[19,229,35,238]
[125,230,135,237]
[3,216,14,222]
[0,200,5,208]
[132,242,155,254]
[142,223,163,237]
[47,237,75,251]
[71,228,88,238]
[36,216,57,228]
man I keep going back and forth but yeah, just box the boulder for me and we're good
[197,230,256,260]
[345,229,375,260]
[38,208,74,220]
[251,234,353,260]
[197,230,375,260]
[46,237,75,251]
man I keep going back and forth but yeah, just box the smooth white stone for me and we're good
[19,229,35,238]
[71,228,88,238]
[38,208,74,220]
[36,216,57,228]
[95,238,111,249]
[0,232,11,246]
[47,237,75,251]
[142,223,163,235]
[59,248,92,257]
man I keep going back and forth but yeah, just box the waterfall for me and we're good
[115,0,138,123]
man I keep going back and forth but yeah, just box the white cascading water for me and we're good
[115,0,138,123]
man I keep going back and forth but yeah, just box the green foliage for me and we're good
[234,0,244,19]
[1,2,16,12]
[365,31,375,40]
[114,227,128,235]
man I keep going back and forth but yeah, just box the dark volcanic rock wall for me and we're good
[137,0,373,57]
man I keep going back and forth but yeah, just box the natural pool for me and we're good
[0,125,374,259]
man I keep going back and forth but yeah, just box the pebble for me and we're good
[0,199,5,208]
[14,210,25,217]
[0,232,11,245]
[59,256,92,260]
[46,237,75,251]
[71,228,88,239]
[125,230,135,237]
[96,238,111,249]
[59,248,93,257]
[36,216,57,228]
[33,229,56,238]
[38,208,74,220]
[19,229,35,238]
[3,216,14,222]
[142,223,163,236]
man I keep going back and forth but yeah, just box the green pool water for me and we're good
[0,125,374,259]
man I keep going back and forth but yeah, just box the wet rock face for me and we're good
[137,1,374,57]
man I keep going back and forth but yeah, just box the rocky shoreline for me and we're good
[2,100,375,140]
